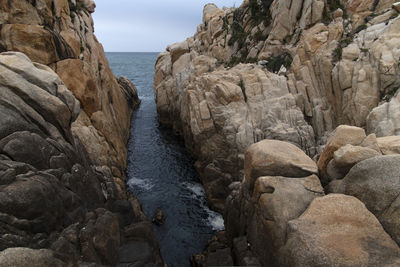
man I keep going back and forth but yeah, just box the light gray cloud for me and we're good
[92,0,238,52]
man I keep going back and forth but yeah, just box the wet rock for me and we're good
[152,208,166,226]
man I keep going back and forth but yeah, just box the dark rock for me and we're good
[151,208,165,226]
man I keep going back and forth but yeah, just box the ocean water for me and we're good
[106,52,224,266]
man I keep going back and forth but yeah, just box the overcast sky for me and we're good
[92,0,238,52]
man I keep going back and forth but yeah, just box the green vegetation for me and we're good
[248,0,273,26]
[322,0,347,24]
[353,24,367,34]
[382,86,400,102]
[390,12,399,20]
[238,79,247,102]
[254,31,268,42]
[265,52,293,73]
[360,48,369,53]
[333,46,343,62]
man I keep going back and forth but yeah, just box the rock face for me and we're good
[154,0,400,211]
[225,140,325,266]
[0,1,163,266]
[222,139,400,266]
[279,194,400,267]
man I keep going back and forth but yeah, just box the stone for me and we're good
[0,248,66,266]
[152,208,166,226]
[333,144,380,173]
[247,175,324,266]
[367,92,400,137]
[244,140,318,193]
[317,125,366,184]
[377,136,400,155]
[338,155,400,245]
[279,194,400,267]
[360,133,381,153]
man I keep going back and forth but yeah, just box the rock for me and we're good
[0,1,164,265]
[244,140,318,193]
[79,209,120,265]
[337,155,400,245]
[333,144,381,173]
[118,76,141,109]
[246,175,324,266]
[167,40,190,64]
[377,136,400,155]
[317,125,366,184]
[279,194,400,267]
[367,92,400,137]
[393,2,400,12]
[152,208,166,226]
[360,133,381,153]
[0,248,66,267]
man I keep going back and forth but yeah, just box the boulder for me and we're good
[377,136,400,155]
[152,208,166,226]
[279,194,400,266]
[247,175,324,266]
[0,248,66,267]
[244,140,318,193]
[333,144,380,173]
[317,125,366,184]
[337,155,400,245]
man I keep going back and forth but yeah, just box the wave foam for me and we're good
[127,177,154,191]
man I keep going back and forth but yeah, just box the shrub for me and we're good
[238,79,247,102]
[265,52,293,73]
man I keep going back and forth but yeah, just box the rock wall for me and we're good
[154,0,400,211]
[0,1,162,266]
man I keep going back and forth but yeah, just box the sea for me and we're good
[106,52,224,267]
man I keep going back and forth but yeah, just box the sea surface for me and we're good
[106,52,224,266]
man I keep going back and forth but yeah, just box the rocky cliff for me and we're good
[154,0,400,211]
[155,0,400,265]
[0,1,162,266]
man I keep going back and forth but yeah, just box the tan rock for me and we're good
[244,140,318,193]
[377,136,400,154]
[338,155,400,245]
[333,144,381,172]
[279,194,400,267]
[317,125,366,183]
[248,175,324,266]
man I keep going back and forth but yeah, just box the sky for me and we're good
[92,0,238,52]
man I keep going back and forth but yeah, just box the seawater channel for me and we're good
[107,52,224,266]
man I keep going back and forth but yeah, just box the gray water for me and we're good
[106,52,224,267]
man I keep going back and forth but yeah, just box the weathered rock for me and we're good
[152,208,166,226]
[367,92,400,137]
[377,136,400,155]
[246,175,324,266]
[337,155,400,245]
[0,1,163,265]
[317,125,366,184]
[333,144,381,173]
[244,140,318,193]
[0,248,66,267]
[279,194,400,267]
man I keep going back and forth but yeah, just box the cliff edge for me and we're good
[0,0,162,266]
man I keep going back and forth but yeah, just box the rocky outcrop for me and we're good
[279,194,400,267]
[220,138,400,266]
[155,0,400,211]
[0,1,162,266]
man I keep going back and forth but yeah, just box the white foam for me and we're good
[127,177,154,191]
[185,182,205,197]
[207,210,225,231]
